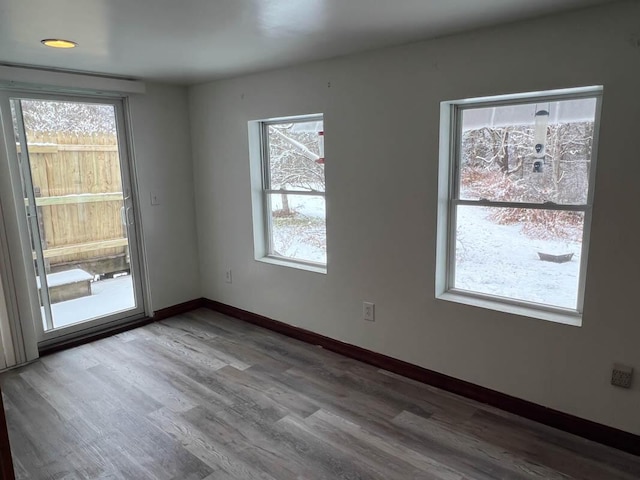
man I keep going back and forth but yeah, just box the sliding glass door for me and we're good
[1,93,146,342]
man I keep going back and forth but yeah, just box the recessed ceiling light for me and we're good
[41,39,78,49]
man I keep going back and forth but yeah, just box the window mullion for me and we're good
[264,189,325,197]
[453,199,589,212]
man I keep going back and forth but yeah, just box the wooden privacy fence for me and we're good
[20,131,129,275]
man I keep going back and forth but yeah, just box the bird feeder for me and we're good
[316,131,325,165]
[533,104,549,173]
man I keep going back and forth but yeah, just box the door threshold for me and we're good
[39,313,151,355]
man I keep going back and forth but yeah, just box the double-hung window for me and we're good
[249,114,326,271]
[436,87,602,324]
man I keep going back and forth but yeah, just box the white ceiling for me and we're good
[0,0,616,85]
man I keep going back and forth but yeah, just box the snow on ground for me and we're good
[43,275,135,330]
[455,206,581,309]
[270,194,326,264]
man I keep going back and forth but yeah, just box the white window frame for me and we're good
[435,86,603,326]
[248,113,326,274]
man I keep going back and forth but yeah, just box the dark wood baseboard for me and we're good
[153,298,205,321]
[202,298,640,457]
[39,298,204,356]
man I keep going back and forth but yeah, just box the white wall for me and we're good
[189,1,640,435]
[129,83,201,310]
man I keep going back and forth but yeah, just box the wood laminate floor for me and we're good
[1,308,639,479]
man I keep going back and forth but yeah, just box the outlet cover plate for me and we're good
[363,302,375,322]
[611,363,633,389]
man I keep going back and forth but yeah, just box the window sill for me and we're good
[256,256,327,275]
[436,290,582,327]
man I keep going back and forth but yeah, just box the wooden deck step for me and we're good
[36,268,93,304]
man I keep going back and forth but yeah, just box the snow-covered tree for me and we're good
[268,122,324,215]
[18,100,116,135]
[460,121,594,239]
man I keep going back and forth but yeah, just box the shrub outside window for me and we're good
[436,87,602,323]
[251,114,326,270]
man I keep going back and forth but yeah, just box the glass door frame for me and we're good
[0,89,149,347]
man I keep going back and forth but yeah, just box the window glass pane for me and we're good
[267,120,325,192]
[268,193,326,264]
[15,99,137,330]
[459,97,597,204]
[454,205,584,309]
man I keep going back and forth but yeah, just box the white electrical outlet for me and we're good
[224,269,232,284]
[363,302,375,322]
